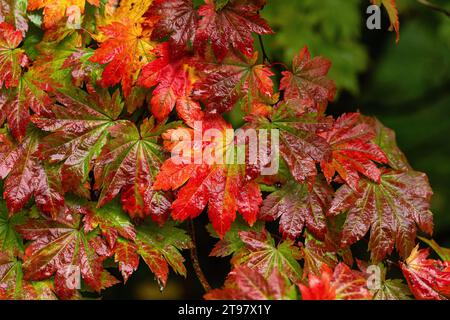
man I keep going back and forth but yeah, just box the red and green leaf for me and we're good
[257,100,332,185]
[0,130,64,218]
[371,0,400,43]
[205,266,296,300]
[0,252,57,300]
[94,119,171,220]
[234,229,302,282]
[329,169,434,263]
[319,113,388,190]
[299,263,372,300]
[32,86,123,197]
[280,46,336,106]
[260,177,332,240]
[134,221,193,288]
[192,50,276,114]
[400,245,450,300]
[16,203,116,299]
[194,0,273,61]
[0,22,28,89]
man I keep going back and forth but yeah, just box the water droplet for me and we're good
[155,277,165,293]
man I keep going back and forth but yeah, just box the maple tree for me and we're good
[1,0,449,301]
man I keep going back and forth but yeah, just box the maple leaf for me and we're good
[16,203,117,299]
[192,50,277,114]
[257,100,332,185]
[0,67,53,142]
[234,229,302,282]
[94,118,171,220]
[61,48,103,87]
[32,86,123,197]
[400,245,450,300]
[0,197,24,255]
[0,0,29,34]
[80,198,139,282]
[260,177,332,240]
[90,19,155,97]
[133,221,193,288]
[280,46,336,106]
[358,261,412,300]
[113,238,139,283]
[0,130,65,218]
[299,263,372,300]
[154,116,263,237]
[371,0,400,43]
[138,42,203,124]
[0,252,57,299]
[27,0,99,30]
[205,266,296,300]
[418,237,450,262]
[329,169,434,263]
[300,233,339,278]
[82,200,136,248]
[318,113,388,190]
[0,22,28,89]
[207,216,264,258]
[195,0,273,61]
[148,0,197,55]
[362,116,411,171]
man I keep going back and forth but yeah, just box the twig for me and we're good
[189,219,212,292]
[258,34,271,64]
[417,0,450,18]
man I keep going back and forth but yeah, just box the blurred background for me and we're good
[103,0,450,299]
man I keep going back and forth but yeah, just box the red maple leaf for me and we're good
[260,177,333,240]
[256,100,333,185]
[16,204,118,299]
[0,66,52,142]
[0,252,57,299]
[319,113,388,190]
[194,0,273,61]
[32,86,123,198]
[401,245,450,300]
[329,169,434,262]
[205,266,291,300]
[299,263,372,300]
[192,50,277,114]
[0,22,28,89]
[90,19,155,97]
[0,131,64,218]
[154,115,262,237]
[235,229,302,282]
[138,42,203,124]
[148,0,197,55]
[94,118,172,220]
[280,46,336,106]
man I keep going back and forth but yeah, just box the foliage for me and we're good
[0,0,449,300]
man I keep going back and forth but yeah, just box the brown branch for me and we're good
[189,219,212,292]
[417,0,450,18]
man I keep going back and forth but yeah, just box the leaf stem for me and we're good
[189,219,212,292]
[258,34,271,64]
[417,0,450,18]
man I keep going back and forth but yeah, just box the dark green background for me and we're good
[104,0,450,299]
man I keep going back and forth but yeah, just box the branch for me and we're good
[189,219,212,292]
[417,0,450,18]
